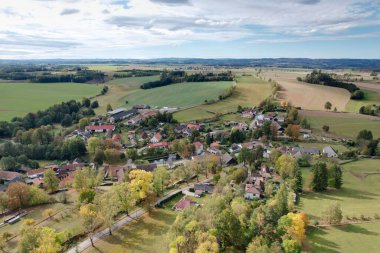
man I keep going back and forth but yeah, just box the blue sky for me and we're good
[0,0,379,59]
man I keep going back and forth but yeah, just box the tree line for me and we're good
[298,70,363,99]
[140,71,234,89]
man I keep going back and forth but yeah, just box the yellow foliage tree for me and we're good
[287,212,308,242]
[128,170,153,200]
[275,154,296,179]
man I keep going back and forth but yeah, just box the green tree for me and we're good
[215,209,244,251]
[324,101,332,111]
[79,203,101,247]
[330,164,343,189]
[322,202,343,224]
[96,190,120,235]
[93,149,105,166]
[153,167,169,196]
[282,239,301,253]
[311,163,328,192]
[43,169,59,193]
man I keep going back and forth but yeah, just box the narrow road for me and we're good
[67,178,212,253]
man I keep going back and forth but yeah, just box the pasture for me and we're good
[306,222,380,253]
[299,159,380,220]
[174,75,272,122]
[0,82,101,121]
[260,69,351,111]
[300,110,380,138]
[346,89,380,113]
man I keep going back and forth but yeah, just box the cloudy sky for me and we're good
[0,0,379,59]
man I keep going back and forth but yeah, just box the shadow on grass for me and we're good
[307,227,339,253]
[303,187,379,201]
[335,224,379,236]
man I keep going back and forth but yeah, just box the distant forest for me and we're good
[0,65,105,83]
[140,71,234,89]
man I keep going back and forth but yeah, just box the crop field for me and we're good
[0,82,101,121]
[174,75,272,122]
[346,89,380,113]
[306,222,380,253]
[299,159,380,220]
[300,110,380,139]
[95,76,233,113]
[122,81,233,109]
[260,69,351,111]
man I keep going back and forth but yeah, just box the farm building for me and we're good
[85,124,115,133]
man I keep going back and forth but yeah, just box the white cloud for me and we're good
[0,0,378,58]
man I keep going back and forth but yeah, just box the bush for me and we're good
[351,90,364,100]
[79,189,96,203]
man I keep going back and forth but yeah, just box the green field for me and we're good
[95,76,234,113]
[305,115,380,139]
[0,82,101,121]
[307,222,380,253]
[299,159,380,220]
[174,75,272,122]
[346,89,380,113]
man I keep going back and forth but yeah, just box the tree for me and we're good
[19,225,61,253]
[357,129,373,141]
[322,202,343,224]
[79,189,96,203]
[322,125,330,132]
[43,169,59,193]
[285,125,300,140]
[275,154,296,179]
[129,170,153,200]
[237,147,250,166]
[79,118,91,130]
[106,104,113,112]
[60,114,72,127]
[282,239,301,253]
[87,137,103,155]
[153,167,169,196]
[0,192,8,211]
[91,100,99,109]
[114,182,137,216]
[311,162,328,192]
[79,203,101,247]
[126,149,138,161]
[104,149,120,164]
[96,190,120,235]
[294,167,303,193]
[324,101,332,111]
[43,208,54,220]
[93,149,105,166]
[0,156,18,171]
[215,209,244,250]
[330,164,343,189]
[6,182,30,210]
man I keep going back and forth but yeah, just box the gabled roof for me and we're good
[135,163,157,172]
[27,168,45,177]
[0,171,22,180]
[85,125,115,131]
[174,198,197,210]
[193,141,203,150]
[148,142,169,148]
[245,184,261,194]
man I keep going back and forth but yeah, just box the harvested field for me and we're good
[261,69,351,111]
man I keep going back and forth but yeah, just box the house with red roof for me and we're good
[173,198,198,211]
[85,125,115,133]
[193,141,204,155]
[187,123,201,131]
[150,133,162,143]
[27,168,46,179]
[148,142,169,149]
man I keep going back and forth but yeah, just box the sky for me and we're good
[0,0,379,59]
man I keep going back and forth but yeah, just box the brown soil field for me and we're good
[261,70,351,111]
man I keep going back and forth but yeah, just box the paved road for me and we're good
[66,178,212,253]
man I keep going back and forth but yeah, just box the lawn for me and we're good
[346,89,380,113]
[174,75,272,122]
[0,82,101,121]
[303,114,380,139]
[84,201,179,253]
[306,222,380,253]
[299,159,380,221]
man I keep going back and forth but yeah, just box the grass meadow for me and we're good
[300,159,380,252]
[303,114,380,139]
[0,82,101,121]
[174,75,272,122]
[346,89,380,113]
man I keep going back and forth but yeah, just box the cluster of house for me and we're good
[0,159,86,191]
[244,165,272,200]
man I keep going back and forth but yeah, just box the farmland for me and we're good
[0,82,101,121]
[299,110,380,138]
[346,89,380,113]
[260,69,351,111]
[95,76,234,114]
[174,75,272,122]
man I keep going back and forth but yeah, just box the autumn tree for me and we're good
[275,154,296,179]
[114,182,137,216]
[87,137,103,156]
[129,170,153,200]
[43,169,59,193]
[322,202,343,225]
[6,182,30,210]
[19,225,61,253]
[43,208,54,220]
[79,203,101,247]
[96,190,120,235]
[285,124,300,140]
